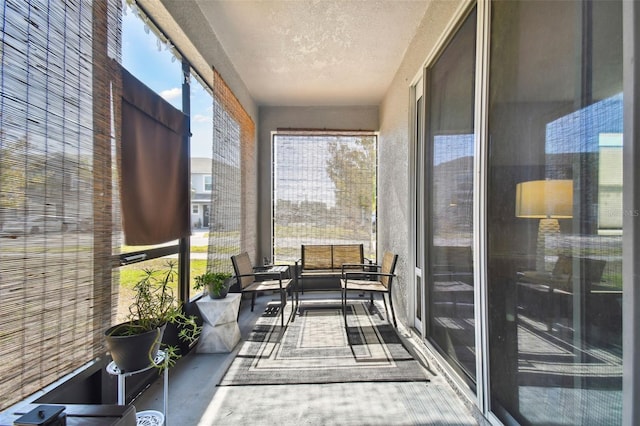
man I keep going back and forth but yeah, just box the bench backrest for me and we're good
[301,244,364,270]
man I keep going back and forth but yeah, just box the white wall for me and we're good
[378,0,468,323]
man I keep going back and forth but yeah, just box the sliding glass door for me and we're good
[425,7,477,385]
[486,1,623,424]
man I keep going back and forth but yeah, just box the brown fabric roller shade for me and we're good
[120,67,190,245]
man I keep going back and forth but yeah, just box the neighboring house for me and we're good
[190,157,213,229]
[190,157,240,231]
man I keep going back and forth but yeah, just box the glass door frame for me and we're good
[410,0,491,416]
[410,76,425,335]
[409,0,640,423]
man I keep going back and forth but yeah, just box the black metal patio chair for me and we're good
[341,251,398,328]
[230,252,293,327]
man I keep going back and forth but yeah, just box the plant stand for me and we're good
[106,350,168,426]
[196,293,241,353]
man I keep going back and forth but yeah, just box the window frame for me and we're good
[203,175,213,192]
[271,130,378,265]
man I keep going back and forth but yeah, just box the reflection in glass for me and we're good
[426,8,476,383]
[488,1,622,424]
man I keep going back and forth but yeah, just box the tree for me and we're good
[325,136,376,228]
[0,136,29,214]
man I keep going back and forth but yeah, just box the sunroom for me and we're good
[0,0,638,425]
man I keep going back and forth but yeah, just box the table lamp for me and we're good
[515,179,573,271]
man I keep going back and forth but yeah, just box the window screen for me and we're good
[0,0,120,410]
[207,69,256,273]
[273,132,377,263]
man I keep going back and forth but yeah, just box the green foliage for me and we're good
[119,258,231,298]
[0,137,28,210]
[112,260,201,369]
[325,136,376,225]
[194,271,232,296]
[126,263,178,332]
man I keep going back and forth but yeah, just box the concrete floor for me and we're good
[135,292,485,426]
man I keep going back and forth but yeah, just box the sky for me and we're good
[122,7,213,159]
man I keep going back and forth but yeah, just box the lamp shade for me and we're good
[515,179,573,219]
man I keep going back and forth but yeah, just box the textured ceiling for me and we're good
[194,0,430,106]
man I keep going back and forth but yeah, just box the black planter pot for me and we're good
[104,322,166,372]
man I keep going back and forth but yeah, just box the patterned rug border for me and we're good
[219,300,429,386]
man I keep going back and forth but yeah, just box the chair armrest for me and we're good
[258,271,293,289]
[341,263,380,273]
[234,273,256,278]
[344,271,394,279]
[236,271,291,289]
[235,271,285,280]
[253,271,284,279]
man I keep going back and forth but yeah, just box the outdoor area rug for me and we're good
[219,300,429,386]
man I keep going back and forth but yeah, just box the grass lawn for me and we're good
[116,257,210,321]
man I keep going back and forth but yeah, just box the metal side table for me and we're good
[106,350,168,426]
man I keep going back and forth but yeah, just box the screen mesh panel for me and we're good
[273,133,377,263]
[207,68,256,273]
[0,0,121,410]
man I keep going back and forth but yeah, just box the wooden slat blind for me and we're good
[272,132,377,264]
[207,68,256,273]
[0,0,120,410]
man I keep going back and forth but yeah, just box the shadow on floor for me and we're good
[135,291,481,426]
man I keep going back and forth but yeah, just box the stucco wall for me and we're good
[378,0,468,325]
[257,106,379,261]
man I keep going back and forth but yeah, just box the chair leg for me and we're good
[388,292,397,328]
[291,283,299,323]
[381,291,389,319]
[287,287,295,323]
[342,288,347,327]
[280,289,287,328]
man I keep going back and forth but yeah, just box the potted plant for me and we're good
[104,261,201,372]
[194,271,233,299]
